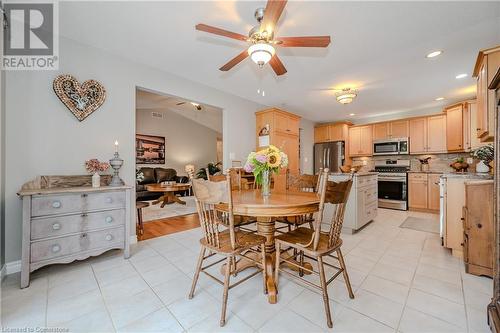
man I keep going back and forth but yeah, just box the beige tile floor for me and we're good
[1,209,493,332]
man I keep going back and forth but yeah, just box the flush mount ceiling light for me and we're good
[336,88,358,105]
[349,113,355,116]
[248,43,276,67]
[426,50,443,58]
[435,97,445,101]
[455,73,467,79]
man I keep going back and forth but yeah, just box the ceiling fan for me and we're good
[176,101,202,111]
[195,0,331,76]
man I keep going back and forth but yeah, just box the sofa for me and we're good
[136,167,189,201]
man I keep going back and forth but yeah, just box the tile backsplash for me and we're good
[351,152,477,173]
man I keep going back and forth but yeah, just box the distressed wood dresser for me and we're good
[18,175,132,288]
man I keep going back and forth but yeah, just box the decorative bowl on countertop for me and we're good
[339,165,363,173]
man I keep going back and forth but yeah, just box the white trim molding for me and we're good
[4,260,21,275]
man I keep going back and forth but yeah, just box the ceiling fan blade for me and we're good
[176,102,186,106]
[260,0,287,35]
[219,50,249,71]
[195,24,248,42]
[276,36,331,47]
[269,55,287,76]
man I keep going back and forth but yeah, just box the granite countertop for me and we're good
[329,172,378,177]
[407,171,444,174]
[440,172,493,179]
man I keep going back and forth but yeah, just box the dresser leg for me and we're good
[20,267,29,289]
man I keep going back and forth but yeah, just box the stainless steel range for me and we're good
[373,160,410,211]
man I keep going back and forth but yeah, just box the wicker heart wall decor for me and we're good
[53,75,106,121]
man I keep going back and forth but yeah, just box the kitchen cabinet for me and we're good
[473,45,500,142]
[409,118,427,154]
[445,104,464,152]
[348,125,372,157]
[427,115,447,153]
[372,120,409,141]
[327,173,378,234]
[408,173,428,210]
[463,180,493,277]
[256,108,301,191]
[408,172,440,212]
[409,115,446,154]
[314,122,350,143]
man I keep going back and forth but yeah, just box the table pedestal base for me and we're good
[152,193,186,208]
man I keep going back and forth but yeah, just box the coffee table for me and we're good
[146,183,192,207]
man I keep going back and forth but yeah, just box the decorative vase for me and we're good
[476,160,490,173]
[261,169,271,197]
[92,172,101,188]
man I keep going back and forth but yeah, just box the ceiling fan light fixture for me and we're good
[336,88,358,105]
[248,43,275,67]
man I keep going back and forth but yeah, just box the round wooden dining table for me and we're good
[217,189,320,304]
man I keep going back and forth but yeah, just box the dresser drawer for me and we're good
[409,173,427,181]
[31,227,124,263]
[31,209,125,240]
[364,202,378,222]
[364,185,378,205]
[32,191,126,217]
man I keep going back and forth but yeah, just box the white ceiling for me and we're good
[136,88,223,134]
[60,1,500,123]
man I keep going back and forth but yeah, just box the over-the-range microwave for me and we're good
[373,137,409,156]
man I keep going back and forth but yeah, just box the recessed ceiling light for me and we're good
[349,113,355,116]
[426,50,442,58]
[435,97,444,101]
[455,73,467,79]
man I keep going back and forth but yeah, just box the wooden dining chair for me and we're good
[274,170,354,328]
[189,174,267,327]
[277,170,321,232]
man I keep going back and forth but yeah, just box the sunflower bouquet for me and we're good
[244,145,288,192]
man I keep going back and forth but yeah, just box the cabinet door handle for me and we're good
[105,234,113,241]
[52,223,61,230]
[51,244,61,253]
[51,201,61,208]
[105,216,113,223]
[477,223,482,229]
[82,194,88,198]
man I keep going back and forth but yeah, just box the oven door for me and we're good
[373,141,399,155]
[378,177,407,201]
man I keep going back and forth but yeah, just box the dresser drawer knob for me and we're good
[52,223,61,230]
[105,234,113,241]
[105,216,113,223]
[51,244,61,253]
[51,201,62,208]
[105,197,113,204]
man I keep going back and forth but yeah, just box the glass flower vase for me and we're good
[261,169,271,197]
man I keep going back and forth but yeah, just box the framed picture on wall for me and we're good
[136,134,165,164]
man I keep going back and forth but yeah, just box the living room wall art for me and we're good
[136,134,166,164]
[53,74,106,121]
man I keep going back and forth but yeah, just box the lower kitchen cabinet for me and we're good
[327,173,377,233]
[463,180,493,277]
[408,173,440,212]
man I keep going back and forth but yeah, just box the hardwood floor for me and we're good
[137,213,200,241]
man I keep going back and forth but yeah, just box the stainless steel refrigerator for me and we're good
[314,141,345,173]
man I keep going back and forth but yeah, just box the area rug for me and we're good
[142,196,197,222]
[399,216,439,234]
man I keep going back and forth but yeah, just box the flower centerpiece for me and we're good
[85,159,110,188]
[471,144,494,173]
[244,145,288,196]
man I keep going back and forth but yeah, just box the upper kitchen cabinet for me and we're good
[445,103,464,152]
[473,45,500,142]
[314,122,350,143]
[372,120,409,141]
[349,125,373,157]
[409,115,446,154]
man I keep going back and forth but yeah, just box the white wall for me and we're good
[300,118,315,174]
[136,108,219,175]
[4,36,266,263]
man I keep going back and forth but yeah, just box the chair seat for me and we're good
[200,230,266,254]
[275,227,342,255]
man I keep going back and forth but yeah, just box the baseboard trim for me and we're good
[4,260,21,275]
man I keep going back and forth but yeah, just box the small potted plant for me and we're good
[85,159,110,187]
[471,144,494,173]
[418,157,431,172]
